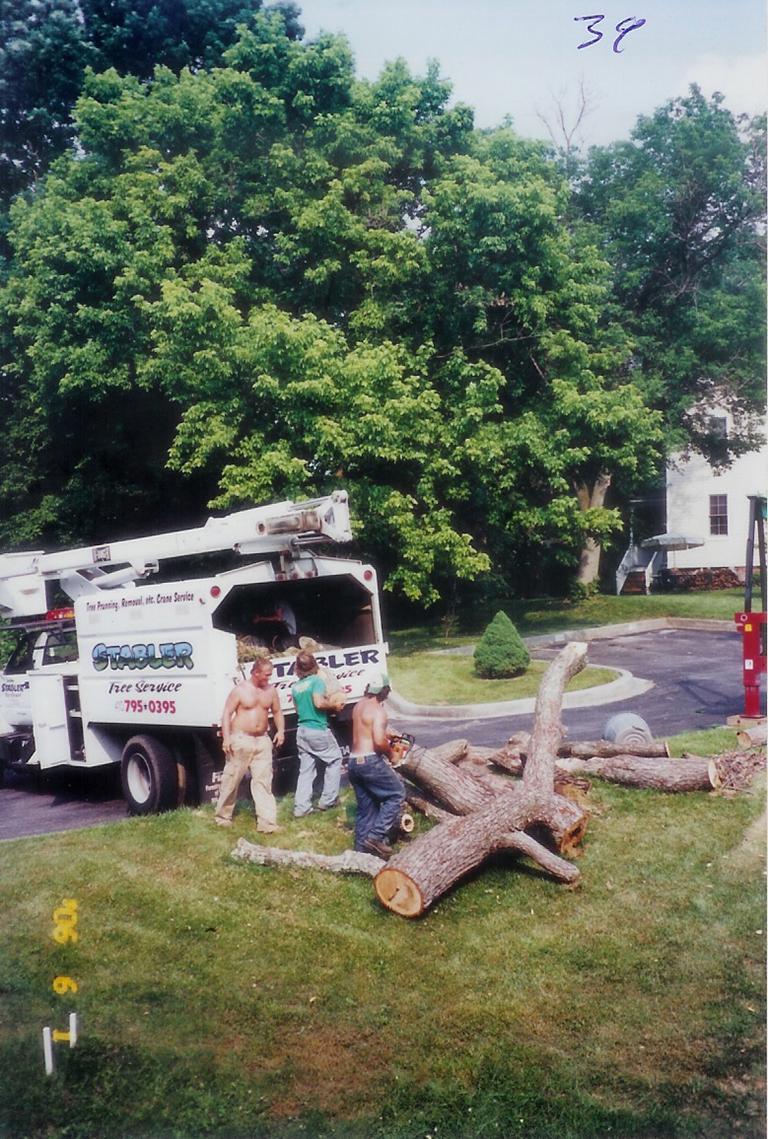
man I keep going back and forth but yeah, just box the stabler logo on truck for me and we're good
[92,642,194,671]
[271,647,382,679]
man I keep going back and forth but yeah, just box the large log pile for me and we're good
[374,642,589,916]
[231,641,765,919]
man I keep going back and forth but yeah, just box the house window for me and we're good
[709,495,728,536]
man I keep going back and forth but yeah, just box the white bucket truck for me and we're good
[0,492,388,813]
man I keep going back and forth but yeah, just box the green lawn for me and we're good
[389,653,619,705]
[1,731,764,1139]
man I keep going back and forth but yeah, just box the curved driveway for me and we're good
[1,625,761,841]
[389,625,757,751]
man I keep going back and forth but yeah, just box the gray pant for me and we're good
[294,726,343,815]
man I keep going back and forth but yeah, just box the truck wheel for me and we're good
[121,735,178,815]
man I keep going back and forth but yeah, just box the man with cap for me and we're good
[348,673,405,860]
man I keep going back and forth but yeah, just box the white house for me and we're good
[616,409,766,593]
[665,416,767,577]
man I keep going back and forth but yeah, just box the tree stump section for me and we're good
[375,642,590,917]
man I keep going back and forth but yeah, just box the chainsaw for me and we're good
[389,733,415,767]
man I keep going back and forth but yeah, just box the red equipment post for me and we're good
[734,611,766,718]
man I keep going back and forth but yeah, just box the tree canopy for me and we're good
[0,0,301,219]
[0,9,763,608]
[576,87,766,466]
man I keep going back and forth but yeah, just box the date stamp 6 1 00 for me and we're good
[43,898,80,1075]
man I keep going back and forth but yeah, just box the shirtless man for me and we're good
[214,658,285,832]
[348,673,405,860]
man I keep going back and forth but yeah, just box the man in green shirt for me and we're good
[291,651,344,817]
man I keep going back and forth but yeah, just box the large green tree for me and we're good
[576,87,766,465]
[1,12,669,602]
[412,132,662,589]
[0,15,490,600]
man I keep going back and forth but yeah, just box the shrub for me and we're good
[473,610,531,678]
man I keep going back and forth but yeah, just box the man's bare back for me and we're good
[351,691,391,758]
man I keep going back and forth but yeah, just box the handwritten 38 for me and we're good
[574,15,647,53]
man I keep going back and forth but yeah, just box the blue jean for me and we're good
[347,753,405,851]
[294,726,343,815]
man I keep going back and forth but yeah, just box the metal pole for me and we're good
[744,495,756,612]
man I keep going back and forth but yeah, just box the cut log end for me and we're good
[374,867,424,917]
[559,814,589,856]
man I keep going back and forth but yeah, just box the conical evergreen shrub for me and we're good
[473,610,531,679]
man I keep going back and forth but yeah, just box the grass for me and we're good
[388,589,744,654]
[388,653,620,705]
[0,728,765,1139]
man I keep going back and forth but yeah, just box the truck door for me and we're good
[29,672,82,768]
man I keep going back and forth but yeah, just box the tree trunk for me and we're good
[374,643,589,917]
[574,471,612,586]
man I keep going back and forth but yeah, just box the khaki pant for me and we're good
[215,731,279,831]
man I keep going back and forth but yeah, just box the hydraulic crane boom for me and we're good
[0,491,351,619]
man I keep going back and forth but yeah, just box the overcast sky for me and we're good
[294,0,768,146]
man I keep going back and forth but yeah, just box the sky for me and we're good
[294,0,768,146]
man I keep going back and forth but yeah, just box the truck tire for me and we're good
[120,735,179,815]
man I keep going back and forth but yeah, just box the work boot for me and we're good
[363,836,393,860]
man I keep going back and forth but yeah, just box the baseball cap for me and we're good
[366,672,390,694]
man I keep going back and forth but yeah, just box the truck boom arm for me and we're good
[0,492,352,618]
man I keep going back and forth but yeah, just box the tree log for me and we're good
[374,787,583,916]
[397,743,494,815]
[737,724,767,749]
[464,745,503,766]
[488,739,670,778]
[231,837,384,876]
[487,748,524,777]
[374,643,589,917]
[425,739,469,764]
[557,740,670,759]
[398,740,586,847]
[555,753,721,791]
